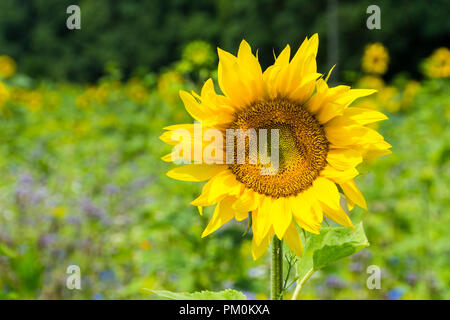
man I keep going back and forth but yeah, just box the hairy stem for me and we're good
[271,236,283,300]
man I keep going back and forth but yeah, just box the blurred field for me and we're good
[0,40,449,300]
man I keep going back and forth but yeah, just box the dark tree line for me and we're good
[0,0,448,82]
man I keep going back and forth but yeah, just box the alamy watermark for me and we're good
[66,5,81,30]
[366,5,381,30]
[366,265,381,289]
[66,264,82,290]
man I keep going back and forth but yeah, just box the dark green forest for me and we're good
[1,0,449,82]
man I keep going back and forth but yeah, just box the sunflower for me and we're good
[357,75,385,91]
[161,34,391,259]
[0,55,17,79]
[362,43,389,75]
[157,70,185,104]
[182,40,216,68]
[423,47,450,79]
[0,81,10,108]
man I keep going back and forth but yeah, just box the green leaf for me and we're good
[293,222,369,298]
[0,244,17,258]
[146,289,247,300]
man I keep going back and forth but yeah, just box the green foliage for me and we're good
[149,289,246,300]
[294,223,369,296]
[312,223,369,270]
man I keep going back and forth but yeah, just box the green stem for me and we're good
[271,236,283,300]
[291,268,314,300]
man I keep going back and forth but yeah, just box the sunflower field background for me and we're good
[0,0,449,300]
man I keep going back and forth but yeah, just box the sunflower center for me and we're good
[229,98,329,198]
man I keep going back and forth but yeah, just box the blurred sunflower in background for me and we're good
[0,81,10,108]
[401,80,421,111]
[22,90,43,112]
[357,75,385,91]
[362,43,389,75]
[377,86,400,113]
[175,40,217,80]
[125,78,148,105]
[0,55,17,78]
[157,70,185,104]
[182,40,216,69]
[422,47,450,79]
[162,35,391,259]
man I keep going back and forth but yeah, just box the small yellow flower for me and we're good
[423,47,450,78]
[73,120,91,138]
[0,81,10,107]
[0,55,17,78]
[76,87,98,109]
[94,84,110,105]
[139,240,152,251]
[357,75,385,91]
[125,78,148,104]
[362,43,389,75]
[99,114,119,128]
[182,40,216,68]
[162,35,391,260]
[51,206,67,219]
[401,80,420,110]
[44,91,62,110]
[174,60,193,74]
[22,90,43,112]
[76,93,90,109]
[378,86,400,113]
[157,71,185,104]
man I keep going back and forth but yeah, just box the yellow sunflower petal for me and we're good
[237,40,264,85]
[311,177,342,212]
[288,72,319,103]
[342,107,388,125]
[290,193,321,234]
[325,123,374,147]
[272,197,292,240]
[321,202,354,228]
[362,140,393,159]
[161,153,173,162]
[316,89,377,124]
[320,165,359,184]
[334,89,377,107]
[218,42,265,107]
[179,90,210,121]
[218,48,249,107]
[190,170,242,206]
[251,227,273,260]
[274,45,291,67]
[167,164,228,182]
[289,34,319,83]
[201,197,236,237]
[327,148,363,171]
[340,179,367,210]
[235,209,249,221]
[253,196,273,245]
[232,188,258,212]
[263,45,292,98]
[283,222,303,257]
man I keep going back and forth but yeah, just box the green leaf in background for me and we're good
[146,289,247,300]
[293,222,369,299]
[0,244,17,258]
